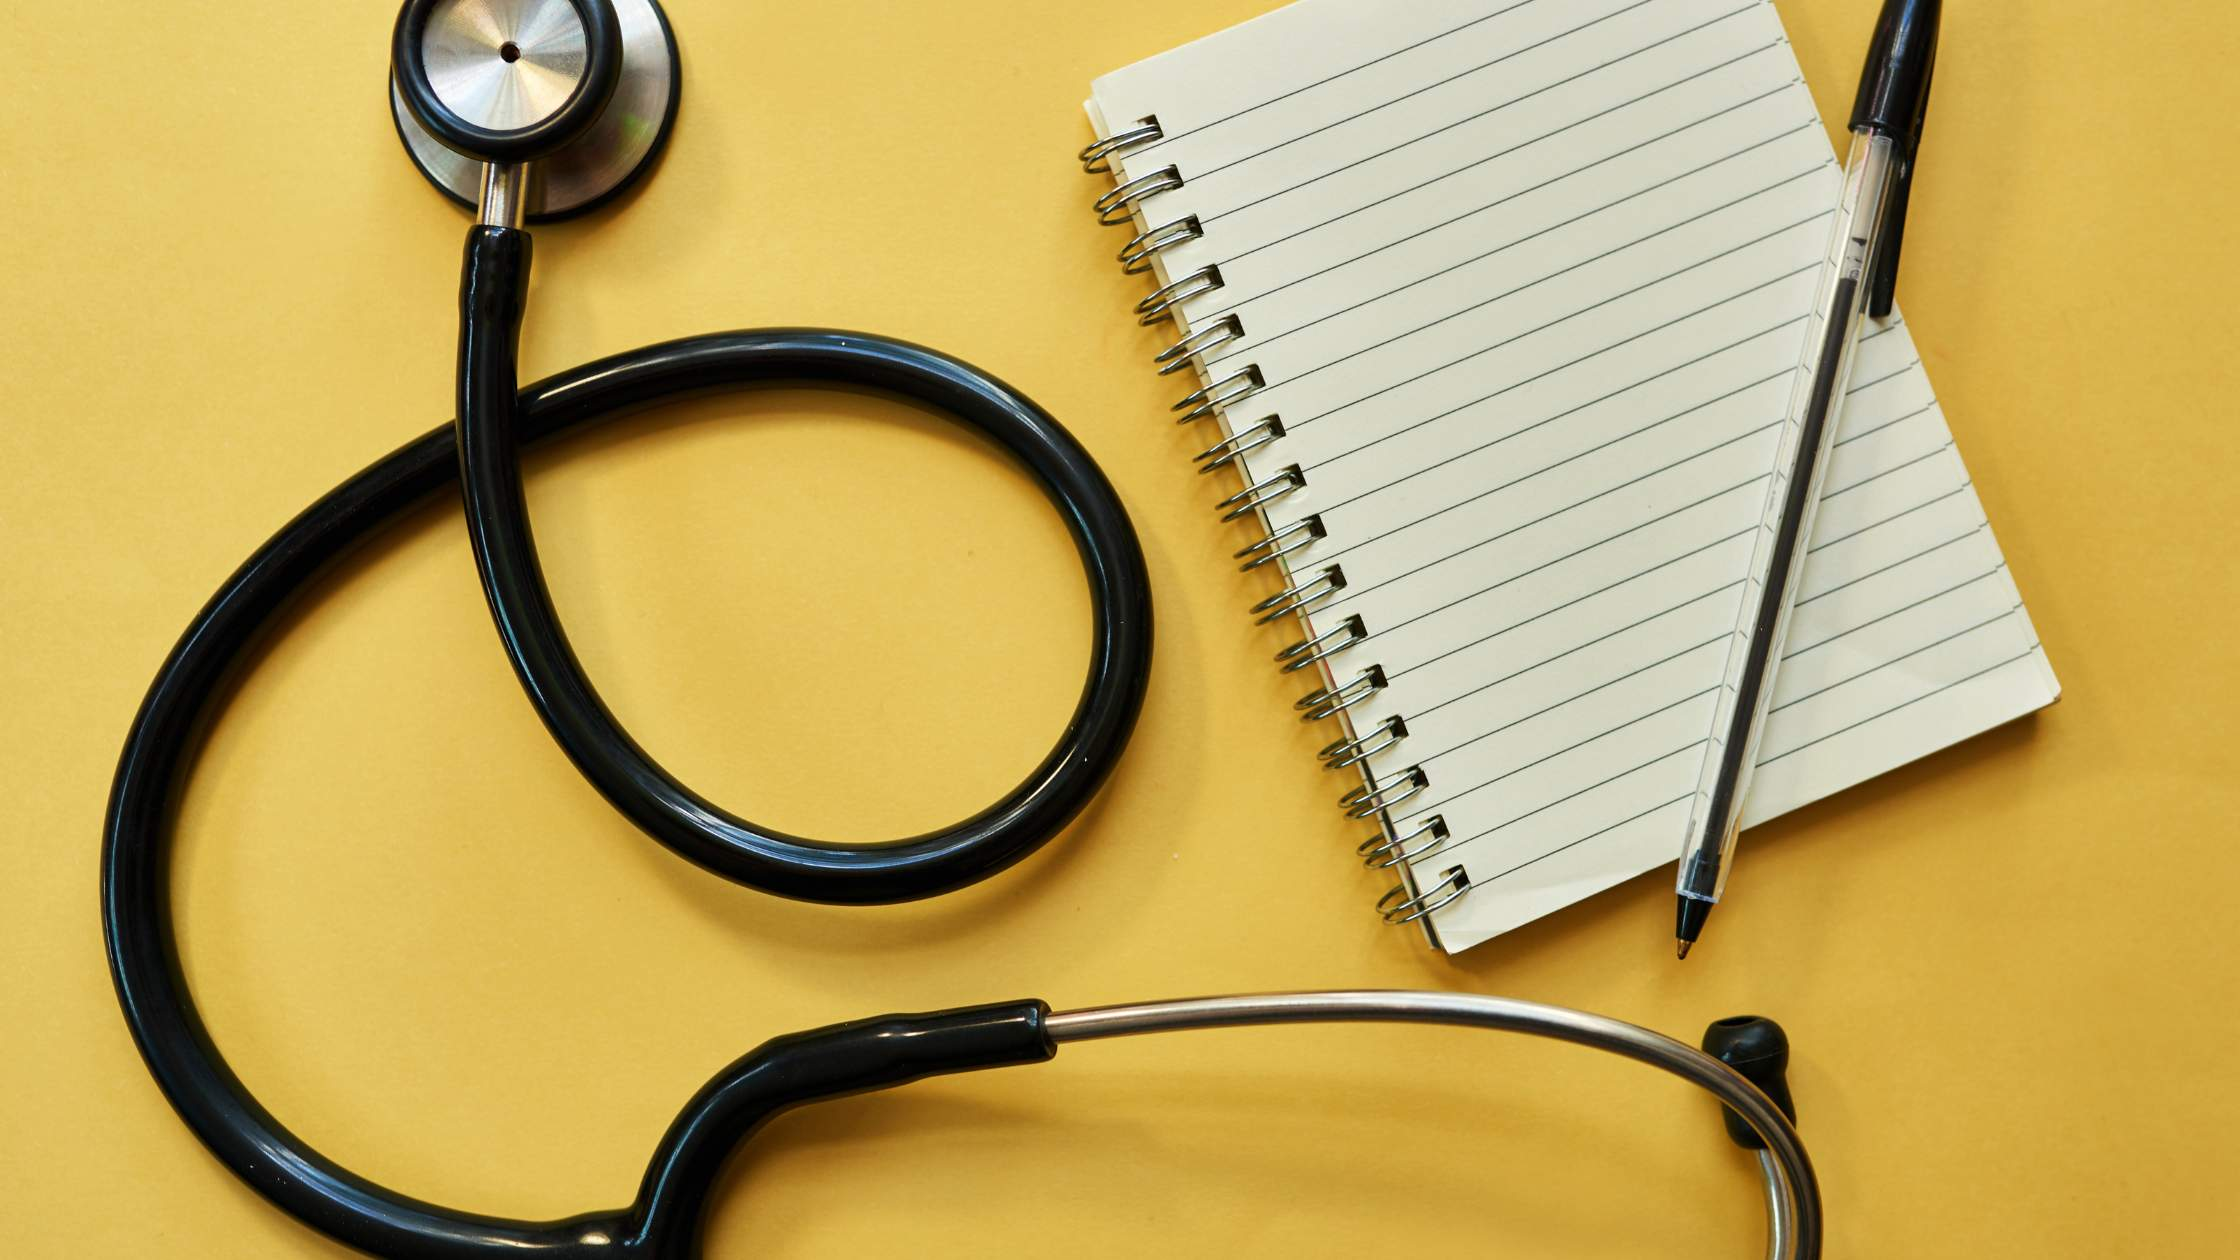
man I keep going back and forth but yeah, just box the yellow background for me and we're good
[5,0,2235,1254]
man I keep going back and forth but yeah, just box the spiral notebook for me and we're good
[1079,0,2059,953]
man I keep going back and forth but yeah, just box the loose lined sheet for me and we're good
[1089,0,2058,952]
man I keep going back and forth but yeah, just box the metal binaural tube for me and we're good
[1757,1150,1794,1260]
[1045,990,1820,1260]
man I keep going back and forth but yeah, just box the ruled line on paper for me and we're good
[1259,208,1833,394]
[1126,0,1558,153]
[1854,317,1904,346]
[1419,742,1710,847]
[1820,441,1955,501]
[1404,579,1746,707]
[1198,123,1822,337]
[1209,75,1806,267]
[1470,793,1694,885]
[1793,523,1986,609]
[1202,37,1785,225]
[1420,633,1731,767]
[1334,474,1767,620]
[1394,541,1754,701]
[1187,0,1678,184]
[1831,396,1936,450]
[1394,686,1720,824]
[1805,482,1973,555]
[1786,566,2008,658]
[1337,423,1784,621]
[1785,565,2001,659]
[1769,606,2023,715]
[1838,359,1922,404]
[1308,329,1804,511]
[1298,260,1821,454]
[1294,269,1820,472]
[1756,645,2045,767]
[1320,371,1794,559]
[1209,159,1827,366]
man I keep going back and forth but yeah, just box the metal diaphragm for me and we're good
[392,0,679,220]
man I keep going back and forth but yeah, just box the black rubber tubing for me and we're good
[453,227,1151,901]
[102,224,1149,1255]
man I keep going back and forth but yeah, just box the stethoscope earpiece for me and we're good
[1704,1015,1798,1150]
[389,0,681,220]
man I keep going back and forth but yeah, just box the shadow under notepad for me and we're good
[1433,711,2050,977]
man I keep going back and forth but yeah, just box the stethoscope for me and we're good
[98,2,1822,1256]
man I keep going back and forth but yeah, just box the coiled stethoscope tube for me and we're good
[98,317,1149,1251]
[102,2,1820,1255]
[451,228,1154,902]
[418,0,1154,904]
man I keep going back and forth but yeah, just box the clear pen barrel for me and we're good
[1675,130,1902,909]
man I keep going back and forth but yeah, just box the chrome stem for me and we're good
[1045,990,1820,1259]
[478,163,528,229]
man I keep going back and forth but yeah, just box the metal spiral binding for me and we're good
[1095,165,1184,226]
[1296,665,1386,722]
[1136,266,1224,324]
[1321,715,1405,770]
[1195,415,1284,474]
[1251,562,1342,624]
[1341,766,1427,819]
[1357,815,1451,870]
[1083,124,1444,933]
[1120,216,1203,275]
[1235,514,1320,570]
[1155,316,1247,375]
[1078,119,1163,173]
[1214,464,1303,521]
[1378,867,1471,925]
[1172,366,1263,423]
[1276,615,1366,674]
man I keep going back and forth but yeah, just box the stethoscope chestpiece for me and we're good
[389,0,682,220]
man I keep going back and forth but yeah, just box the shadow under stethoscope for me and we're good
[696,1036,1768,1256]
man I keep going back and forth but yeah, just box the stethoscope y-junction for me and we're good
[99,2,1822,1255]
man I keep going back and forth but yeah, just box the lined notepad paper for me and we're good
[1085,0,2058,952]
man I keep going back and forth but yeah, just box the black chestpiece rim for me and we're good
[391,0,625,163]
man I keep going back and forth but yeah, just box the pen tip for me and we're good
[1675,938,1693,961]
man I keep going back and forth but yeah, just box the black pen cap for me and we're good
[1849,0,1942,317]
[1850,0,1942,141]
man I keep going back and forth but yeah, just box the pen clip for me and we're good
[1866,151,1914,319]
[1860,0,1941,318]
[1865,69,1932,318]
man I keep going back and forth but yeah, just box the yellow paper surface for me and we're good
[4,2,2235,1256]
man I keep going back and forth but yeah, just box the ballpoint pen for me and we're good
[1674,0,1941,959]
